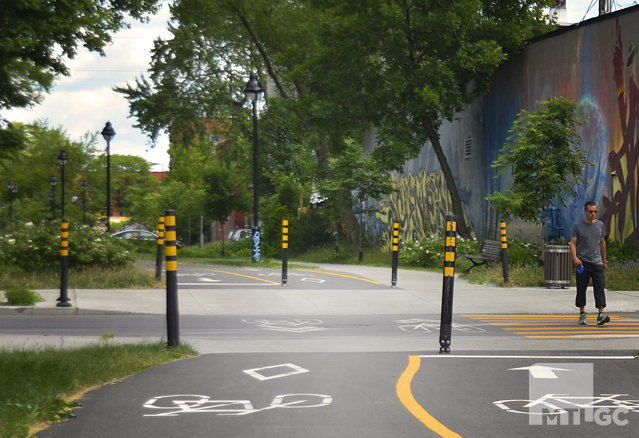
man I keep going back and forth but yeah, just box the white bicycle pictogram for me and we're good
[143,393,332,417]
[494,393,639,416]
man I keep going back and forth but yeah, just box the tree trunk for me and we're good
[421,117,473,239]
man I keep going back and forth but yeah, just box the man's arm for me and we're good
[600,237,607,269]
[570,236,580,266]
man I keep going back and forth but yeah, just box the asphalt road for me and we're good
[35,351,639,438]
[3,262,639,437]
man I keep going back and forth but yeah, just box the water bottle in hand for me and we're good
[577,264,584,274]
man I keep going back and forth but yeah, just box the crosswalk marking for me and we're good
[461,314,639,339]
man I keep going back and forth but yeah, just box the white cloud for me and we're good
[2,4,174,170]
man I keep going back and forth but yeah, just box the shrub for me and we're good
[606,239,639,264]
[400,236,479,269]
[4,287,44,306]
[0,222,134,271]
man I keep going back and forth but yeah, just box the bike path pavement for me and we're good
[1,264,638,353]
[1,263,637,317]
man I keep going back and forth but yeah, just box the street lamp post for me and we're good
[244,73,264,263]
[101,122,116,232]
[49,175,57,219]
[57,150,69,218]
[48,192,54,219]
[81,180,89,225]
[7,181,18,224]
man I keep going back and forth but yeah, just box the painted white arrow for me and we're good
[198,278,222,282]
[509,365,572,379]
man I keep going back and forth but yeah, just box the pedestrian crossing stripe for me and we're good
[461,314,639,339]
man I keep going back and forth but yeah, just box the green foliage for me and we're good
[400,236,479,269]
[0,222,134,272]
[0,342,196,437]
[487,97,589,224]
[606,261,639,291]
[3,288,43,306]
[203,163,251,224]
[606,239,639,264]
[0,265,162,290]
[0,0,160,112]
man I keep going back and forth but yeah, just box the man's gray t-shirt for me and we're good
[571,219,605,265]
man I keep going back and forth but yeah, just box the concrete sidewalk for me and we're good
[1,263,638,316]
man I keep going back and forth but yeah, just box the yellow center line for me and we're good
[293,268,381,284]
[397,356,463,438]
[204,269,282,285]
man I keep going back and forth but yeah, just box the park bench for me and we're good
[460,239,502,273]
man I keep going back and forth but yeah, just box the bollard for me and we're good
[439,215,457,353]
[164,210,180,348]
[501,220,509,283]
[57,219,72,307]
[156,215,165,280]
[282,217,289,286]
[391,222,399,287]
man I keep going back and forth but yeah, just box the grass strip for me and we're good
[0,341,197,438]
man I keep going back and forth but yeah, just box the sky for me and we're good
[1,0,630,173]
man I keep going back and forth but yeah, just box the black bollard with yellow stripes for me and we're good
[164,210,180,347]
[391,222,400,287]
[501,220,509,283]
[57,219,72,307]
[282,217,289,286]
[156,215,165,280]
[439,215,457,353]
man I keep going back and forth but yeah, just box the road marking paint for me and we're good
[204,269,282,285]
[462,314,639,339]
[243,363,310,381]
[178,283,278,286]
[397,355,463,438]
[293,268,381,284]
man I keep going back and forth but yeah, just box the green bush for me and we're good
[0,222,134,271]
[399,236,479,268]
[606,239,639,264]
[505,238,542,266]
[3,287,44,306]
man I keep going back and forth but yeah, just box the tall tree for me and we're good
[308,0,557,238]
[203,163,251,255]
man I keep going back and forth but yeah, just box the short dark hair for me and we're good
[584,201,596,211]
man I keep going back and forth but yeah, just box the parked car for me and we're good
[112,230,183,249]
[228,228,252,242]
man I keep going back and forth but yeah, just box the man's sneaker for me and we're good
[597,313,611,326]
[578,313,587,325]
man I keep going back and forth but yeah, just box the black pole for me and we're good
[439,215,458,353]
[156,215,165,280]
[165,209,180,347]
[282,217,289,286]
[106,138,111,232]
[251,98,261,263]
[57,219,71,307]
[501,220,509,283]
[391,221,399,287]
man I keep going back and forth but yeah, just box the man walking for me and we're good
[570,201,609,326]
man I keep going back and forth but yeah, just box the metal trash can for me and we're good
[544,245,572,288]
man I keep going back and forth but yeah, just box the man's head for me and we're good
[584,201,597,222]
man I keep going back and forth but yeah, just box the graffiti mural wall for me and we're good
[370,7,639,245]
[486,9,638,243]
